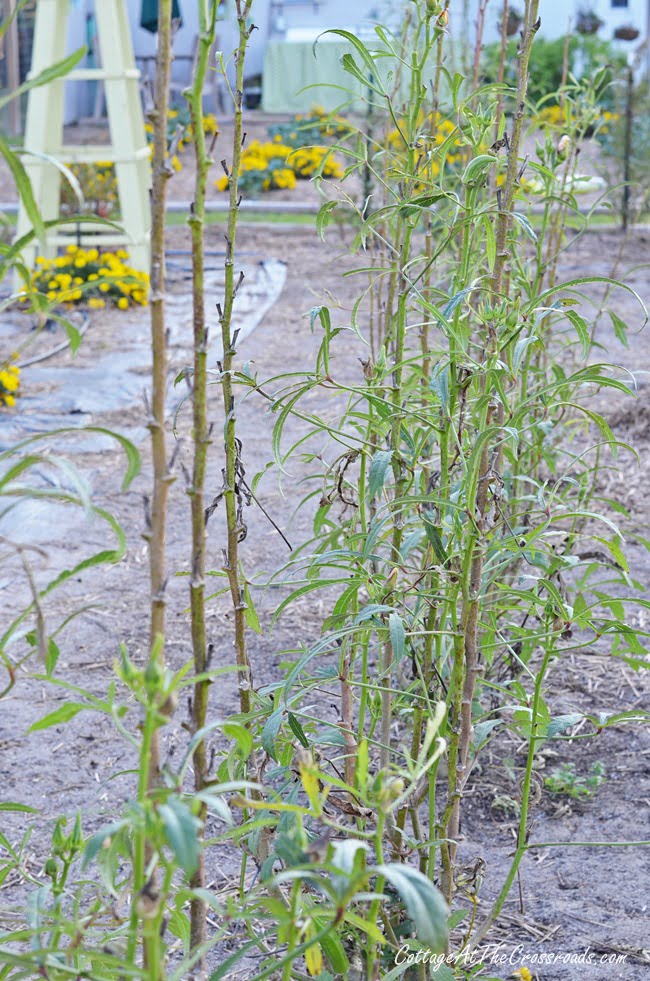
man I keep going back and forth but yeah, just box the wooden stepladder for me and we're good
[16,0,150,272]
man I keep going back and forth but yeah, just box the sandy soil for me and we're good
[0,224,649,979]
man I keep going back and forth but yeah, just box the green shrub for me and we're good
[481,35,625,105]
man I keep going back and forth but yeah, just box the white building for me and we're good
[128,0,650,105]
[18,0,650,123]
[452,0,648,44]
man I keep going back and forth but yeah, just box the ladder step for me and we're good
[16,0,151,275]
[48,232,150,248]
[26,68,141,82]
[68,68,141,82]
[57,145,152,164]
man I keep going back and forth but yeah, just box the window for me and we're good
[611,1,629,8]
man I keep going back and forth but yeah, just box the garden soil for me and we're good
[1,223,649,980]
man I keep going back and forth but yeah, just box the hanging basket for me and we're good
[576,11,603,35]
[499,9,523,37]
[614,25,640,41]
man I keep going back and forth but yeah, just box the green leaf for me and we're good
[608,309,629,348]
[0,802,38,813]
[0,135,44,243]
[353,603,394,625]
[343,909,385,943]
[588,709,650,729]
[398,190,447,218]
[159,798,200,877]
[0,46,86,112]
[262,708,284,762]
[51,314,82,355]
[287,712,310,748]
[309,304,331,334]
[564,309,590,360]
[512,332,537,374]
[448,908,469,929]
[83,819,129,868]
[27,701,90,732]
[512,210,538,242]
[195,792,233,826]
[482,214,496,272]
[461,153,497,186]
[222,722,253,759]
[377,863,448,952]
[339,52,368,88]
[422,514,449,566]
[0,426,140,491]
[243,582,262,634]
[546,713,583,738]
[167,903,191,950]
[389,611,406,663]
[368,449,393,498]
[429,363,449,413]
[312,913,349,974]
[45,637,60,676]
[440,67,465,108]
[472,718,502,749]
[427,965,455,981]
[529,276,648,328]
[324,29,386,94]
[317,200,338,240]
[593,535,628,572]
[331,839,369,879]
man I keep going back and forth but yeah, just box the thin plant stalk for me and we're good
[468,626,556,947]
[219,0,254,719]
[144,0,174,789]
[184,0,219,965]
[441,0,540,901]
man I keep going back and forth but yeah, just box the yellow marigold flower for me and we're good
[72,289,82,300]
[3,394,15,407]
[66,244,78,254]
[512,969,533,981]
[99,282,110,293]
[35,256,47,265]
[88,273,98,281]
[73,276,83,285]
[117,296,129,310]
[46,290,57,301]
[54,257,67,267]
[203,113,217,134]
[88,297,105,309]
[48,280,58,289]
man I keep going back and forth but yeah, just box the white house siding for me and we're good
[32,0,650,123]
[451,0,648,45]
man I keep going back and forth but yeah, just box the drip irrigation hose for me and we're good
[17,313,90,369]
[11,249,260,370]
